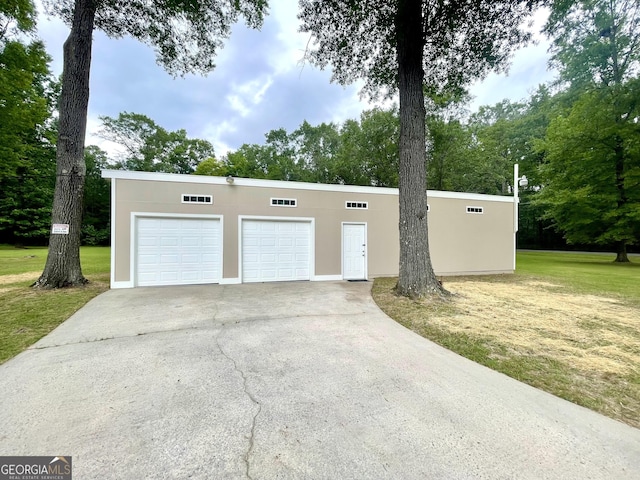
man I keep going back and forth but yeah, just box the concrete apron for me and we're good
[0,281,638,479]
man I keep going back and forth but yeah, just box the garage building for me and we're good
[102,170,517,288]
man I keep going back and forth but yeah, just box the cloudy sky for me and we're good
[35,2,556,158]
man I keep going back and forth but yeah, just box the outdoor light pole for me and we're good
[513,163,528,270]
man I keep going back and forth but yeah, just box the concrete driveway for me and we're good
[0,281,638,479]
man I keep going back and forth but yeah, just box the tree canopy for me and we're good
[0,0,58,246]
[299,1,542,98]
[537,84,640,258]
[0,0,36,40]
[545,0,640,89]
[97,112,215,174]
[535,0,640,261]
[36,0,270,288]
[44,0,268,76]
[299,0,545,297]
[196,108,400,187]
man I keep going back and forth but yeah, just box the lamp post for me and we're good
[513,164,528,270]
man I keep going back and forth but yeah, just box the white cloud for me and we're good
[227,76,274,116]
[227,94,251,117]
[34,0,554,156]
[268,0,310,75]
[202,120,239,158]
[85,117,127,160]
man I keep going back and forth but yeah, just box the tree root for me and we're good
[31,277,89,289]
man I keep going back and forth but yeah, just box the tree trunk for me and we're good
[612,134,630,264]
[615,241,630,263]
[34,0,97,288]
[394,0,447,299]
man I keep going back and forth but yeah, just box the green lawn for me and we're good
[0,245,110,278]
[516,251,639,302]
[0,246,110,364]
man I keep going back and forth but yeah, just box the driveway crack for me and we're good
[215,325,261,480]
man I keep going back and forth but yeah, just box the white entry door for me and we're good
[343,223,367,280]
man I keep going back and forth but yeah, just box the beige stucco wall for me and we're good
[428,197,515,274]
[107,172,515,286]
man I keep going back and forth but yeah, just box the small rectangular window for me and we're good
[466,206,484,214]
[271,198,297,207]
[182,194,213,204]
[346,201,368,209]
[427,204,430,212]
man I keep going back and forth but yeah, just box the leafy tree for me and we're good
[0,0,51,184]
[290,121,341,183]
[545,0,640,89]
[262,128,304,181]
[0,2,58,245]
[465,99,534,195]
[97,112,215,174]
[299,0,545,297]
[208,136,302,181]
[204,109,400,187]
[82,145,111,245]
[0,0,36,41]
[0,141,56,245]
[194,157,231,177]
[223,145,270,179]
[354,108,400,187]
[0,40,51,181]
[537,82,640,261]
[537,0,640,261]
[36,0,268,288]
[427,118,480,192]
[333,119,371,186]
[424,93,490,194]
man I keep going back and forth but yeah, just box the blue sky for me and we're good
[35,2,555,158]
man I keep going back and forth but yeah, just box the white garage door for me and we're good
[136,217,222,287]
[242,220,311,282]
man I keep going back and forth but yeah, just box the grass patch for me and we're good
[373,252,640,428]
[0,246,49,278]
[516,251,639,303]
[0,246,110,279]
[0,246,110,364]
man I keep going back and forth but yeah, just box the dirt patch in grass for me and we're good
[0,271,41,285]
[373,276,640,428]
[442,280,639,375]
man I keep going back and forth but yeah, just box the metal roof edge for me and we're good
[101,169,514,203]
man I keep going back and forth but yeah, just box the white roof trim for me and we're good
[101,169,515,203]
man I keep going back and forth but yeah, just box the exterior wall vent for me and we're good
[346,201,368,209]
[271,198,297,207]
[182,194,213,204]
[466,206,484,214]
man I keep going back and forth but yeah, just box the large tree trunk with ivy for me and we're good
[395,0,446,298]
[34,0,96,288]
